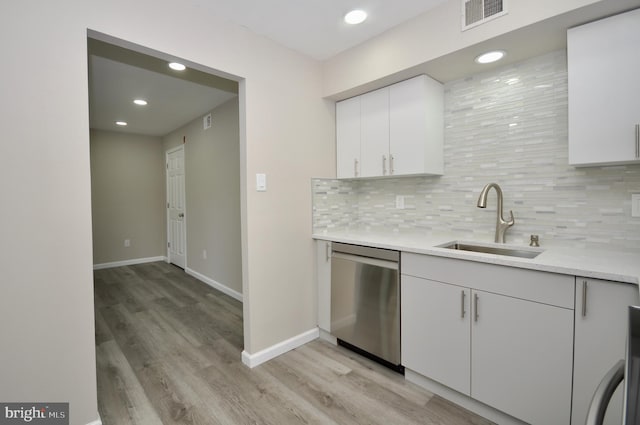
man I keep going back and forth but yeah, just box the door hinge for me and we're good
[166,163,169,169]
[168,242,171,248]
[167,202,170,208]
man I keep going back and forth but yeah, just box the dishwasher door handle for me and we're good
[331,252,398,270]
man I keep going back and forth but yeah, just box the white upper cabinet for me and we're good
[568,8,640,166]
[360,87,391,178]
[390,75,444,176]
[335,75,444,179]
[336,96,361,178]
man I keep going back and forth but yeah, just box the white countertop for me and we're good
[313,230,640,286]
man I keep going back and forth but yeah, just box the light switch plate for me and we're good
[256,173,267,192]
[632,194,640,217]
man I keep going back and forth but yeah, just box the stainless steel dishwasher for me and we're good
[330,242,402,372]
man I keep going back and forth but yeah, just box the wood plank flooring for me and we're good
[94,261,494,425]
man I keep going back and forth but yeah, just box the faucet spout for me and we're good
[477,183,515,243]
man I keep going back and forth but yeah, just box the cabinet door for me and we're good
[572,278,639,425]
[401,275,471,395]
[471,290,574,425]
[568,9,640,166]
[360,87,390,178]
[315,240,332,331]
[389,75,443,176]
[336,97,361,178]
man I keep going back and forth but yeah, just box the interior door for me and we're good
[166,146,186,268]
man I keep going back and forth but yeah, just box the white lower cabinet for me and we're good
[318,246,640,424]
[471,290,573,425]
[402,276,471,395]
[571,278,639,425]
[315,240,331,331]
[401,253,574,424]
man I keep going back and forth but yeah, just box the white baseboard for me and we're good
[241,328,319,368]
[93,256,167,270]
[185,268,243,302]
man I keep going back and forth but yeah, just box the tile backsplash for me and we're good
[312,50,640,250]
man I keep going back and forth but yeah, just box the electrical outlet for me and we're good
[632,194,640,218]
[124,239,130,247]
[202,249,207,260]
[395,195,405,210]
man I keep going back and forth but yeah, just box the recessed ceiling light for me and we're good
[169,62,186,71]
[133,99,148,106]
[475,50,506,64]
[344,9,367,25]
[115,121,127,126]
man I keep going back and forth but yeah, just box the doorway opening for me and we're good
[87,33,243,298]
[87,29,246,422]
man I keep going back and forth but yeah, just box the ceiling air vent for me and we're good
[462,0,507,31]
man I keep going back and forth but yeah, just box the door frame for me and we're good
[166,144,187,268]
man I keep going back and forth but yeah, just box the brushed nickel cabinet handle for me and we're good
[390,154,395,175]
[582,280,588,317]
[474,293,479,322]
[461,290,466,318]
[382,155,387,175]
[325,242,331,262]
[354,158,359,177]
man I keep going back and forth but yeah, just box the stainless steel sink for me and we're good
[439,241,543,259]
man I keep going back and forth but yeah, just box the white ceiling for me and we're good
[88,55,236,137]
[191,0,448,60]
[89,0,640,137]
[89,0,448,137]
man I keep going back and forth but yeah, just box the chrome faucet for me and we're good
[477,183,515,243]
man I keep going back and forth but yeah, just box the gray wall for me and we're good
[313,51,640,251]
[164,98,242,296]
[90,130,166,264]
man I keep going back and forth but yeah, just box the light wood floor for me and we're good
[94,261,494,425]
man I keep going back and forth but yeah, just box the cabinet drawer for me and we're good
[402,252,574,308]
